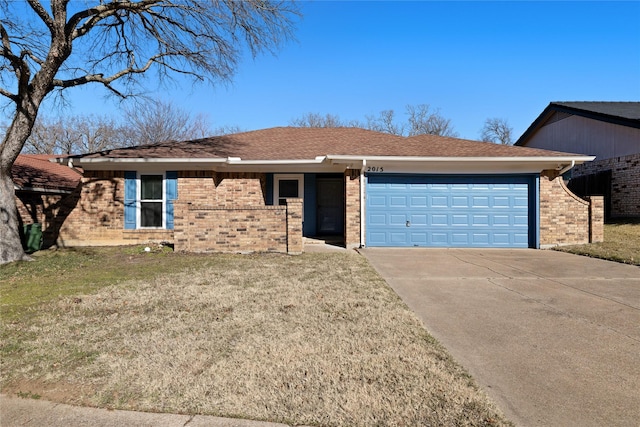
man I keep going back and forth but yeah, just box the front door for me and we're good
[316,178,344,235]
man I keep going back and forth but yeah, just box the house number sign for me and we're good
[366,166,385,172]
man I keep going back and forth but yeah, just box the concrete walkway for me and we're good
[360,248,640,427]
[0,394,294,427]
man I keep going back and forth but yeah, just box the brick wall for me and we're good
[174,198,302,254]
[58,171,173,246]
[49,170,303,253]
[588,196,605,243]
[286,199,303,254]
[15,189,80,248]
[539,170,604,246]
[572,153,640,217]
[344,170,361,248]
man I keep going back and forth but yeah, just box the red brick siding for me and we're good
[588,196,605,243]
[539,170,603,246]
[572,153,640,218]
[344,170,361,248]
[54,170,303,252]
[15,189,80,248]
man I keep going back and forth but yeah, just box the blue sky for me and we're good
[46,1,640,141]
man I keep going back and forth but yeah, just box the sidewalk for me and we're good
[0,394,295,427]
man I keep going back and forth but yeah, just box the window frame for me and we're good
[137,172,167,229]
[274,174,304,206]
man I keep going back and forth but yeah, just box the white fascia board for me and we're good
[73,158,228,165]
[326,155,595,174]
[224,156,327,165]
[326,155,595,163]
[75,156,332,172]
[72,157,229,171]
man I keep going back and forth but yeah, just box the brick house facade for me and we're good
[12,155,82,249]
[36,127,601,253]
[570,153,640,218]
[515,102,640,218]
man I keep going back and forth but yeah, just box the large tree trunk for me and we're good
[1,109,42,264]
[0,167,29,264]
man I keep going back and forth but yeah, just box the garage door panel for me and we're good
[472,233,490,244]
[410,232,428,245]
[411,196,427,207]
[410,214,427,226]
[431,233,448,244]
[431,214,448,226]
[369,213,387,225]
[431,195,448,207]
[452,214,470,226]
[452,196,469,207]
[389,232,408,244]
[451,233,469,244]
[369,195,387,207]
[472,215,489,226]
[390,196,407,207]
[389,214,406,226]
[366,174,534,248]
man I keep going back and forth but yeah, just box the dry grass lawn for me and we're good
[1,248,510,426]
[554,218,640,266]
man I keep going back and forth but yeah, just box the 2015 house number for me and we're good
[366,166,384,172]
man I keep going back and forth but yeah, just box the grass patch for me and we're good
[0,245,215,322]
[554,218,640,265]
[1,247,511,426]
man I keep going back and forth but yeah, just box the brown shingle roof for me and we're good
[12,154,81,192]
[76,127,585,161]
[406,134,584,157]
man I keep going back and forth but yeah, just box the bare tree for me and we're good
[291,104,458,137]
[480,118,513,145]
[21,116,64,154]
[364,110,404,135]
[211,124,244,136]
[123,99,213,145]
[290,112,346,128]
[23,114,124,154]
[0,0,298,264]
[406,104,458,137]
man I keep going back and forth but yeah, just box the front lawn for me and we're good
[553,218,640,265]
[0,247,510,426]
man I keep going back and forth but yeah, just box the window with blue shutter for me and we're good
[124,171,137,229]
[124,171,177,230]
[166,171,177,229]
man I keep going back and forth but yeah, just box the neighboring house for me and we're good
[515,102,640,218]
[55,127,602,253]
[12,154,82,248]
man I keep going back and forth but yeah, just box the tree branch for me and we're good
[50,53,170,92]
[67,0,158,40]
[26,0,54,32]
[0,86,16,100]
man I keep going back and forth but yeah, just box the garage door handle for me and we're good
[406,220,411,227]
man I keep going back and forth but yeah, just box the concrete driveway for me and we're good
[360,248,640,427]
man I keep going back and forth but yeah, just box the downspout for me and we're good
[360,159,366,248]
[558,160,575,176]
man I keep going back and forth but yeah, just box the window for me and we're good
[124,171,177,230]
[274,174,304,206]
[140,175,163,227]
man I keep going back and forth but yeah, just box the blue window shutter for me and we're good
[124,171,137,229]
[165,171,178,229]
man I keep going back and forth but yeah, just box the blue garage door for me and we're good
[366,174,535,248]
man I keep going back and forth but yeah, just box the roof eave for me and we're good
[515,102,640,146]
[66,154,594,174]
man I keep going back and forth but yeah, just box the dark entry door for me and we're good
[316,178,344,235]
